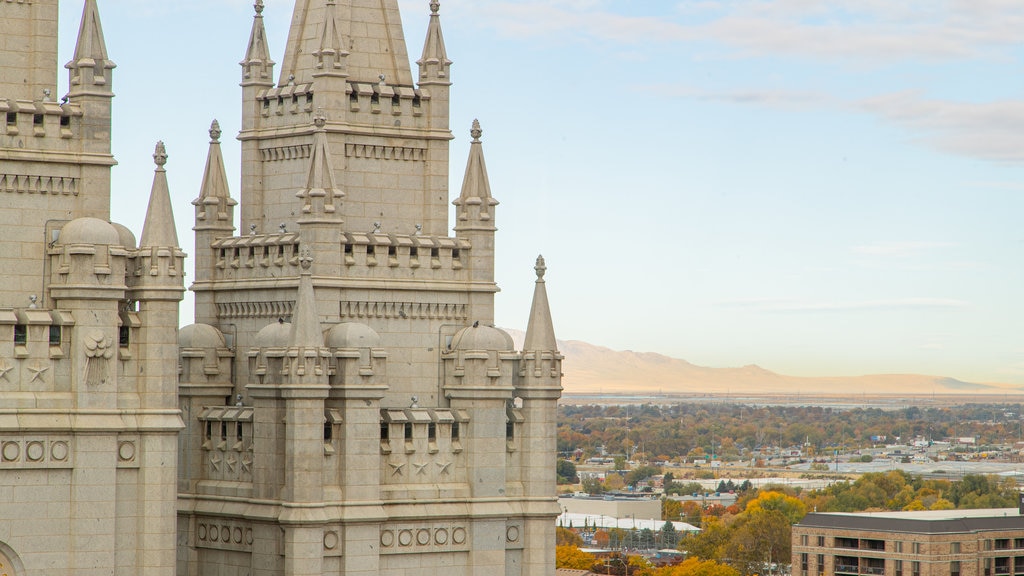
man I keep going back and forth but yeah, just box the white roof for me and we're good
[556,512,699,532]
[822,508,1021,521]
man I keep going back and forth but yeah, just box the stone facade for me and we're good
[0,1,183,574]
[0,1,561,575]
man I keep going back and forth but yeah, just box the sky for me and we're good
[52,0,1024,384]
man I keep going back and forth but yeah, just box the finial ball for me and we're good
[209,119,222,142]
[535,255,547,280]
[470,119,482,142]
[153,141,168,167]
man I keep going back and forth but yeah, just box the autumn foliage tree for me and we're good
[556,545,596,570]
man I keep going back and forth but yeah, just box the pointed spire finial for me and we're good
[254,0,264,15]
[209,119,222,143]
[471,119,482,142]
[313,108,327,130]
[431,1,440,14]
[535,255,547,281]
[153,141,168,169]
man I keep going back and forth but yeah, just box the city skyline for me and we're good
[57,0,1024,385]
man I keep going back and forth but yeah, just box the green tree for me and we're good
[660,520,680,548]
[557,459,578,484]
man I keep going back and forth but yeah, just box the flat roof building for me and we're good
[793,508,1024,576]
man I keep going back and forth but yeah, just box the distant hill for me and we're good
[505,330,1020,396]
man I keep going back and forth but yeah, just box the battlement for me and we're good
[208,231,472,285]
[0,99,82,141]
[253,81,433,132]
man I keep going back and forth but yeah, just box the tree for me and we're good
[557,526,584,547]
[556,545,596,570]
[652,558,741,576]
[583,475,604,495]
[557,459,579,484]
[660,520,680,548]
[723,510,792,576]
[680,517,731,561]
[615,455,628,470]
[744,491,807,524]
[604,473,626,492]
[626,465,663,488]
[663,498,683,522]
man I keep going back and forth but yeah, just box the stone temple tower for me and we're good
[176,1,564,575]
[0,1,562,574]
[0,1,184,574]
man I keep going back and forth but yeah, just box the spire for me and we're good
[453,120,498,231]
[296,110,344,221]
[193,120,238,231]
[417,1,452,83]
[140,142,180,249]
[66,0,116,95]
[241,0,276,86]
[312,0,349,78]
[289,251,325,349]
[279,0,414,87]
[523,256,558,352]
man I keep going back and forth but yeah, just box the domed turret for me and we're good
[59,217,120,246]
[449,323,513,352]
[179,323,226,349]
[256,319,292,348]
[325,322,380,349]
[110,222,137,250]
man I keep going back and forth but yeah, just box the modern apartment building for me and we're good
[793,508,1024,576]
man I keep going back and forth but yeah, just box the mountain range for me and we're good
[506,331,1020,396]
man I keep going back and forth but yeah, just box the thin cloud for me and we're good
[857,93,1024,163]
[459,1,1024,63]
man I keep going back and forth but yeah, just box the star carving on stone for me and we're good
[389,462,405,476]
[226,454,237,473]
[413,461,428,476]
[241,455,253,474]
[436,461,452,475]
[28,363,49,383]
[210,454,222,472]
[0,361,12,382]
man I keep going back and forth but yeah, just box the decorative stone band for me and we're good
[340,301,467,321]
[194,518,253,553]
[0,174,78,195]
[379,522,469,555]
[0,437,72,469]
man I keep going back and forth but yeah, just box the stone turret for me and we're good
[65,0,115,97]
[134,141,187,410]
[192,121,237,324]
[241,0,275,90]
[453,120,499,323]
[417,1,452,130]
[516,256,563,575]
[65,0,115,159]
